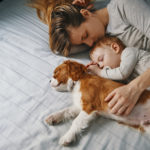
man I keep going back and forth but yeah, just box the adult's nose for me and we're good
[84,39,94,47]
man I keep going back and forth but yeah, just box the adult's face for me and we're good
[67,9,106,47]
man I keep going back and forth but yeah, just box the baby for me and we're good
[87,36,150,83]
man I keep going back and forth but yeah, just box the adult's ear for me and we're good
[111,43,120,54]
[80,9,92,18]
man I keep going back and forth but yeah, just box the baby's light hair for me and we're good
[90,36,126,57]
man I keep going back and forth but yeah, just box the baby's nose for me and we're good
[98,62,104,69]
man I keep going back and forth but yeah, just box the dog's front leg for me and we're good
[45,106,80,125]
[59,111,96,146]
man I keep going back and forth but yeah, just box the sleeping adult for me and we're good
[51,0,150,116]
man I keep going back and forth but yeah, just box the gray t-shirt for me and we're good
[106,0,150,51]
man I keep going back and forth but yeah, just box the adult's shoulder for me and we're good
[111,0,150,9]
[108,0,139,8]
[106,0,125,12]
[111,0,133,5]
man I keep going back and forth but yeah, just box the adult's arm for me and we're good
[105,68,150,116]
[100,48,138,80]
[130,68,150,93]
[120,0,150,39]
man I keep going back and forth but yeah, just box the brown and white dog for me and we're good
[46,60,150,146]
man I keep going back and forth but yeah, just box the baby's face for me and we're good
[90,46,121,69]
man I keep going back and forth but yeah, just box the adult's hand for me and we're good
[105,83,142,116]
[72,0,89,6]
[72,0,94,9]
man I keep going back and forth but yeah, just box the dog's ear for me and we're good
[64,60,86,81]
[64,60,71,72]
[64,60,71,65]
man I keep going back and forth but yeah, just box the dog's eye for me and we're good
[53,69,60,78]
[53,74,56,78]
[54,69,59,75]
[54,70,58,74]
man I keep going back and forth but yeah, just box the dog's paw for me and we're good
[59,133,76,146]
[45,115,60,125]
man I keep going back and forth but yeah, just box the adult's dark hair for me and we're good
[28,0,95,56]
[51,4,88,56]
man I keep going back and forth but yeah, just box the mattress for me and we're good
[0,0,150,150]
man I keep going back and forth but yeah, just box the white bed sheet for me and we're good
[0,0,150,150]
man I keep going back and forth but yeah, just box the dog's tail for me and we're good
[27,0,73,24]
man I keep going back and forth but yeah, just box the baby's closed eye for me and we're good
[98,55,103,62]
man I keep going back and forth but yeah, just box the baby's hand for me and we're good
[86,61,97,68]
[86,62,101,76]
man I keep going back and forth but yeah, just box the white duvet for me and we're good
[0,0,150,150]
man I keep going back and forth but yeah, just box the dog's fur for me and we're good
[46,60,150,146]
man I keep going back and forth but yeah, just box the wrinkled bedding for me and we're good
[0,0,150,150]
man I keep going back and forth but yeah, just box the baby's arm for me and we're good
[101,48,139,80]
